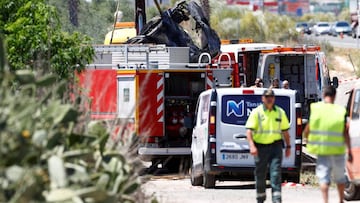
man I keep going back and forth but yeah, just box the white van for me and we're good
[190,88,302,188]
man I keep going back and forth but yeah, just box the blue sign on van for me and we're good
[222,95,290,125]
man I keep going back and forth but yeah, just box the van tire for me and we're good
[344,177,360,201]
[203,171,216,188]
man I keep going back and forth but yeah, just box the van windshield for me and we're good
[221,95,291,125]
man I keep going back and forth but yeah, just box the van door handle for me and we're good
[233,133,247,140]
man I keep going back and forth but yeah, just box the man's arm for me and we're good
[283,130,291,157]
[247,129,258,156]
[283,130,290,147]
[303,123,310,141]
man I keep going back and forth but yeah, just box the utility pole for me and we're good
[135,0,146,34]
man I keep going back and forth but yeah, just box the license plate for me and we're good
[222,153,249,160]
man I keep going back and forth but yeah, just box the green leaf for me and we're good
[5,165,24,182]
[15,70,35,84]
[123,182,139,195]
[35,74,57,87]
[31,129,47,148]
[44,188,76,202]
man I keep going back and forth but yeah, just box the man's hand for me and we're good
[285,148,291,158]
[250,145,258,156]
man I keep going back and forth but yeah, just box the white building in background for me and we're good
[310,0,344,14]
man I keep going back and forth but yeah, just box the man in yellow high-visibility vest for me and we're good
[304,86,353,203]
[246,88,291,203]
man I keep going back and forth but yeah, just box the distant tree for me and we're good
[68,0,79,26]
[48,0,134,43]
[2,0,94,79]
[200,0,210,21]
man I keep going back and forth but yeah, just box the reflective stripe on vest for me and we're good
[252,106,282,144]
[309,130,343,137]
[307,102,346,155]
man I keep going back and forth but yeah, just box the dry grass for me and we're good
[301,171,318,186]
[329,47,360,77]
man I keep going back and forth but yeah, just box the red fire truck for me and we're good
[79,44,233,172]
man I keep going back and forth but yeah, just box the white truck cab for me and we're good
[190,88,303,188]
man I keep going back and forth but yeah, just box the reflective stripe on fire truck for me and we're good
[206,71,213,89]
[156,75,164,122]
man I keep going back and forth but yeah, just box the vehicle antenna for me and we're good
[109,0,121,45]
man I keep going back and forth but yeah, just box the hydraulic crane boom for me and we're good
[135,0,146,34]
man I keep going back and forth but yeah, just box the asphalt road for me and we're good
[302,33,360,49]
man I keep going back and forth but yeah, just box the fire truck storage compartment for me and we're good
[164,72,205,147]
[117,76,136,119]
[111,46,190,69]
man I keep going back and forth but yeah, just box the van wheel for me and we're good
[190,165,203,186]
[203,171,216,188]
[344,175,360,201]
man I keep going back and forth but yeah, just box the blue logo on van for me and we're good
[227,100,244,117]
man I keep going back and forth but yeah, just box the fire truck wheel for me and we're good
[286,174,300,183]
[190,164,203,186]
[164,158,180,173]
[203,171,216,189]
[344,175,360,201]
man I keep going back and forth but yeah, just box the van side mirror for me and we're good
[332,77,339,88]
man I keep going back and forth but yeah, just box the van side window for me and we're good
[200,95,210,125]
[351,90,360,120]
[194,98,200,127]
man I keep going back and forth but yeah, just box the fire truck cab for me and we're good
[82,44,233,172]
[220,41,280,87]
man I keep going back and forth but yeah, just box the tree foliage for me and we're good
[210,1,298,43]
[48,0,134,44]
[299,12,336,23]
[1,0,94,79]
[0,34,142,202]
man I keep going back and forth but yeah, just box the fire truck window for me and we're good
[351,90,360,120]
[123,88,130,102]
[165,73,204,97]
